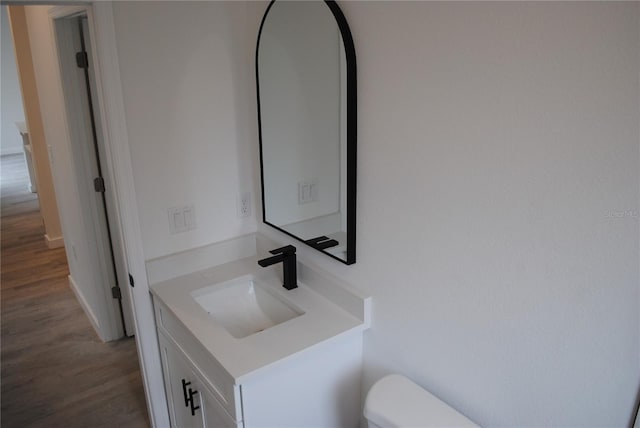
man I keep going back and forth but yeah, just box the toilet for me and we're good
[364,374,479,428]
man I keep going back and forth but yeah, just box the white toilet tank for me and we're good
[364,374,479,428]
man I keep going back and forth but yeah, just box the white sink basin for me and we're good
[191,276,304,339]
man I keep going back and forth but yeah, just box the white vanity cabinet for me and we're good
[154,297,365,428]
[150,253,370,428]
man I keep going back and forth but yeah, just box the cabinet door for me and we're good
[159,335,205,428]
[196,378,242,428]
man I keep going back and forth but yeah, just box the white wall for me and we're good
[249,2,640,426]
[112,1,258,261]
[103,1,638,426]
[1,6,26,156]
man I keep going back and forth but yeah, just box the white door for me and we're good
[77,15,135,336]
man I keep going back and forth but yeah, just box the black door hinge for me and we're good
[111,286,122,300]
[93,177,105,193]
[75,51,89,69]
[129,274,135,288]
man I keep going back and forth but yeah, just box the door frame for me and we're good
[45,4,170,427]
[81,4,170,426]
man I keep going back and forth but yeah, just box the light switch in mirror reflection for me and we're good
[257,0,356,264]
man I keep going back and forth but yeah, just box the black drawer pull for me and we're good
[181,379,191,407]
[188,388,200,416]
[181,378,200,416]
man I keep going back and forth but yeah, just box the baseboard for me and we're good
[0,150,25,157]
[145,233,257,284]
[67,275,106,342]
[44,234,64,249]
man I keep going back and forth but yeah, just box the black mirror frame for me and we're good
[255,0,357,265]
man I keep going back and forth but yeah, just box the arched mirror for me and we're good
[256,0,357,265]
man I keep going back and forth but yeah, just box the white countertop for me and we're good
[150,256,368,382]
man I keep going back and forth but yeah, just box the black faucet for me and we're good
[257,245,298,290]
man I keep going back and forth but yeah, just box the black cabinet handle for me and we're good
[181,378,200,416]
[188,388,200,416]
[181,379,191,407]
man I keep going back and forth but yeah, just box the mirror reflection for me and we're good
[257,0,356,264]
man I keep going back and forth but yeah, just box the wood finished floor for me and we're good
[1,154,150,428]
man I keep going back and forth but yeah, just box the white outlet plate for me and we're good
[238,192,251,218]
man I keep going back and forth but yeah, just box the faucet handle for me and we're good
[269,245,296,255]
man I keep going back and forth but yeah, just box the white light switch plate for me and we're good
[168,205,195,234]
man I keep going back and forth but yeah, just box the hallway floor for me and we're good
[1,154,150,427]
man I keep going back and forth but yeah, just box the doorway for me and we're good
[7,3,135,341]
[52,10,135,337]
[1,4,149,425]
